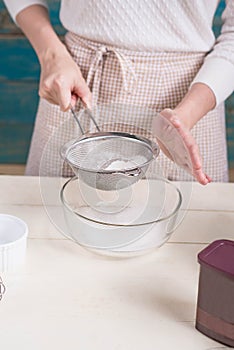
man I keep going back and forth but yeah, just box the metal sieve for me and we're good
[60,106,160,191]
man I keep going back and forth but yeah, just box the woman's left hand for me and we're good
[152,108,212,185]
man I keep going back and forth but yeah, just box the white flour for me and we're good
[104,156,146,170]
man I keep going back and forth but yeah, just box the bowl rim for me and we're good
[60,176,182,227]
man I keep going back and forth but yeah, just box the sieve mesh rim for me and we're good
[63,132,159,173]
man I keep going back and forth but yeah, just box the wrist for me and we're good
[174,83,216,130]
[174,103,197,130]
[38,40,69,66]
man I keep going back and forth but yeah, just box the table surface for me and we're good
[0,175,233,350]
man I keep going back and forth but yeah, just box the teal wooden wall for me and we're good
[0,0,64,163]
[0,1,234,166]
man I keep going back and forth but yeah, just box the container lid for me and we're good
[198,239,234,278]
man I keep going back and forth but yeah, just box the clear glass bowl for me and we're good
[60,176,182,256]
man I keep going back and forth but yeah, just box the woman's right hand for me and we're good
[15,5,92,112]
[39,46,92,111]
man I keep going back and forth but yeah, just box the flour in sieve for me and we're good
[103,156,147,171]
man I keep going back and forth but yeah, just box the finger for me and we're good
[39,85,58,105]
[40,75,69,110]
[73,75,92,109]
[187,142,202,170]
[188,142,212,185]
[176,128,209,183]
[50,76,71,111]
[70,93,78,108]
[193,169,212,185]
[39,79,55,101]
[59,90,72,112]
[165,116,202,170]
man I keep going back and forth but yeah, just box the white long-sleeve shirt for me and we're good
[3,0,234,105]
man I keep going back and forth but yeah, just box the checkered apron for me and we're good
[25,32,228,182]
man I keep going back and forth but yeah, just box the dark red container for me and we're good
[196,239,234,347]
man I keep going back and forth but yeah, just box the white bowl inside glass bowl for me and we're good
[60,175,182,256]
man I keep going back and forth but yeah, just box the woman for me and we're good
[3,0,234,183]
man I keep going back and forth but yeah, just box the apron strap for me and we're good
[85,44,137,105]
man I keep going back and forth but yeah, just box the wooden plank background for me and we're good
[0,0,234,169]
[0,0,65,165]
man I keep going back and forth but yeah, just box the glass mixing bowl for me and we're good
[60,176,182,255]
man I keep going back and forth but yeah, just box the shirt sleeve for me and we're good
[191,0,234,106]
[3,0,48,23]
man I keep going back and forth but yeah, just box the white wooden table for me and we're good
[0,175,233,350]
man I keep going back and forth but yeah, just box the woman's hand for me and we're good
[152,82,216,185]
[16,4,92,111]
[39,47,92,111]
[152,108,212,185]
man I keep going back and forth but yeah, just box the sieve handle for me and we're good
[70,106,85,134]
[70,101,101,135]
